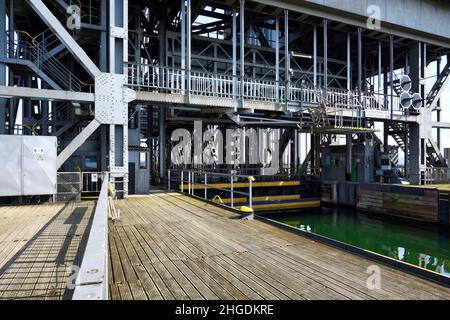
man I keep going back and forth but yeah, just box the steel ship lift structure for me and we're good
[1,0,450,198]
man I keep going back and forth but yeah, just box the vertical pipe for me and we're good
[323,19,328,89]
[422,43,427,98]
[249,179,252,208]
[294,129,298,169]
[159,107,165,184]
[168,170,171,190]
[437,57,441,149]
[313,26,317,87]
[378,40,382,93]
[231,176,234,207]
[204,173,207,199]
[181,171,184,192]
[347,33,351,91]
[346,134,352,181]
[390,35,394,119]
[181,0,185,94]
[109,0,116,73]
[232,8,237,98]
[358,27,362,96]
[284,9,289,103]
[123,0,129,76]
[240,0,245,106]
[0,0,6,135]
[186,0,191,94]
[275,17,280,103]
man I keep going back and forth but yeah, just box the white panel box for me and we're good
[0,136,22,196]
[0,135,57,197]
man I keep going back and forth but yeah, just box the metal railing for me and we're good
[169,169,254,218]
[82,172,103,193]
[423,168,450,185]
[72,173,109,300]
[5,31,93,92]
[126,63,410,117]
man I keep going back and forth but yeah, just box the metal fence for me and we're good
[56,172,105,202]
[72,173,109,300]
[423,168,450,184]
[169,169,254,219]
[126,63,413,115]
[56,172,82,202]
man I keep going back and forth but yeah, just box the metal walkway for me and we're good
[108,193,450,300]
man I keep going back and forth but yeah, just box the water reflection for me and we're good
[268,207,450,277]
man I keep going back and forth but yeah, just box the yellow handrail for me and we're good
[212,195,224,204]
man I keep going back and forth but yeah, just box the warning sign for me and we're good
[33,147,45,155]
[91,173,98,183]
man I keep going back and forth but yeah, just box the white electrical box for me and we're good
[0,135,57,197]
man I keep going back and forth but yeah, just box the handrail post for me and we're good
[181,171,184,193]
[231,175,234,208]
[192,171,195,195]
[204,173,207,199]
[249,179,252,209]
[188,171,191,195]
[168,170,171,191]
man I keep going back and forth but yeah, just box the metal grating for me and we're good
[56,172,82,202]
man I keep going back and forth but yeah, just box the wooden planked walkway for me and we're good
[0,202,95,300]
[109,193,450,300]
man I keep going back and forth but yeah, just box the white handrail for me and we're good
[72,173,109,300]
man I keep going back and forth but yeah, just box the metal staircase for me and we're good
[386,72,402,96]
[388,122,406,152]
[426,61,450,109]
[426,139,447,167]
[4,31,90,92]
[388,122,447,168]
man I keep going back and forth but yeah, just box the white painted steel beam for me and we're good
[57,119,101,169]
[0,86,95,102]
[26,0,102,78]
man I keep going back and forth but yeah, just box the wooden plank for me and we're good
[109,193,450,301]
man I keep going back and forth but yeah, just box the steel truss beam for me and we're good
[0,86,95,102]
[26,0,102,78]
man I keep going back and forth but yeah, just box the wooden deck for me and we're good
[109,193,450,300]
[0,202,95,300]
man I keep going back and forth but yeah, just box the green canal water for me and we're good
[267,207,450,277]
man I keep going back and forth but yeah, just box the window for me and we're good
[84,156,98,171]
[139,152,148,169]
